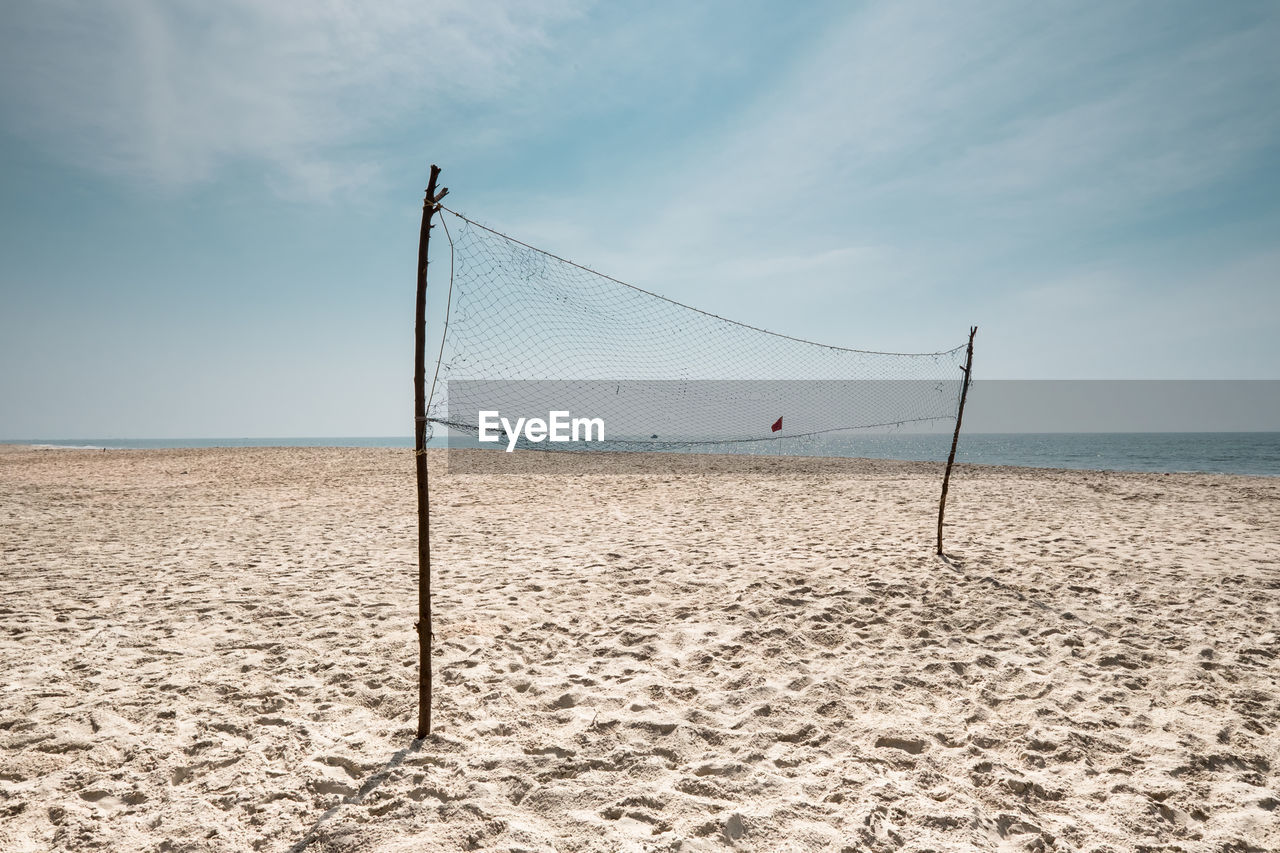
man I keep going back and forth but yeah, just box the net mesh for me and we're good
[428,208,969,453]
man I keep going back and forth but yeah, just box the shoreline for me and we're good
[2,442,1277,481]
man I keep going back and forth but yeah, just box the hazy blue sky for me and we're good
[2,1,1278,438]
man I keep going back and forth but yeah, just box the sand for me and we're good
[1,444,1277,852]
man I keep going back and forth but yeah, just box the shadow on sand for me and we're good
[288,737,427,853]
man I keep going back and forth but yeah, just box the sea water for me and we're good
[11,433,1280,477]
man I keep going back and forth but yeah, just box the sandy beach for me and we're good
[1,444,1277,852]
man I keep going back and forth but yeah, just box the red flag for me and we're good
[771,416,783,433]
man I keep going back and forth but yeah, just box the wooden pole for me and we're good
[415,165,447,738]
[937,326,976,556]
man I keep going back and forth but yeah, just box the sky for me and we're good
[1,0,1278,438]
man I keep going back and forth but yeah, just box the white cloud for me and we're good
[479,1,1279,363]
[0,0,585,198]
[692,2,1273,234]
[917,18,1280,215]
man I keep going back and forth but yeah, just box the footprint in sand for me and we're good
[874,735,927,755]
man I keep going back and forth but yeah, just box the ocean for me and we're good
[9,432,1280,477]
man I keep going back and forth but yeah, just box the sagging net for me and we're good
[427,208,969,454]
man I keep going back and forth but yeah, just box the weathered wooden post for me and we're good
[937,326,976,556]
[415,165,447,737]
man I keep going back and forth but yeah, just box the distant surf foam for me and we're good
[8,433,1280,476]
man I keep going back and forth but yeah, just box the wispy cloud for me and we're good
[633,1,1279,245]
[486,1,1279,362]
[3,0,1276,393]
[0,0,585,198]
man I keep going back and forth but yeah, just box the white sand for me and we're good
[1,445,1277,852]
